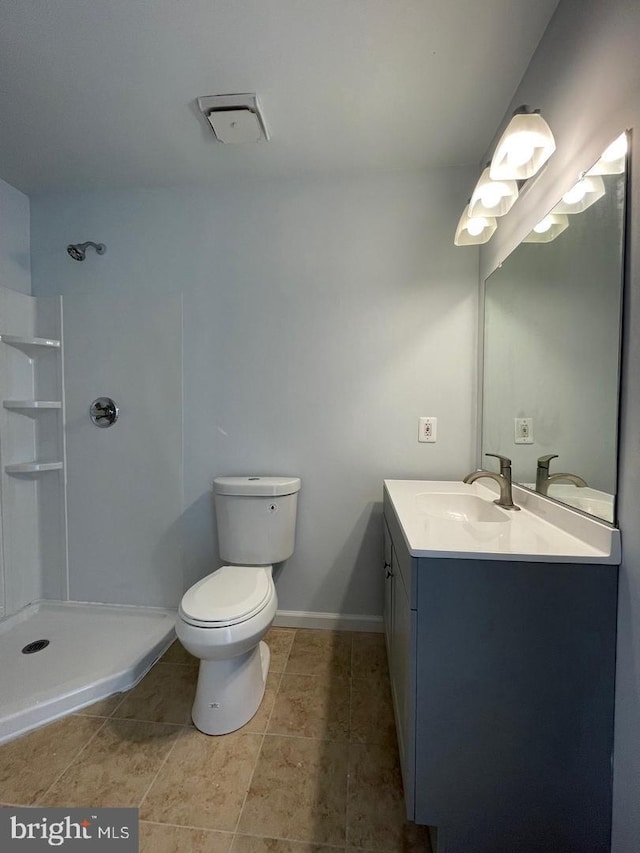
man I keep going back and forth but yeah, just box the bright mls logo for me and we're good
[1,809,138,850]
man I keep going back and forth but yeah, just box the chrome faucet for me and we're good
[535,454,588,495]
[463,453,520,511]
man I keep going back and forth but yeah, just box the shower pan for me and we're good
[0,285,176,744]
[0,601,173,743]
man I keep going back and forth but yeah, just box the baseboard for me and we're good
[273,610,384,633]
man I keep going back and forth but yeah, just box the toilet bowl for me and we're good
[176,475,300,735]
[176,565,277,735]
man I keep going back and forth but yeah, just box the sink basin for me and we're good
[383,479,620,562]
[416,493,510,523]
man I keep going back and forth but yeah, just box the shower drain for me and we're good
[21,639,50,654]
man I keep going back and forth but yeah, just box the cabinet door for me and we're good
[383,522,393,653]
[390,552,410,760]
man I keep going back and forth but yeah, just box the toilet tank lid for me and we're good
[213,476,301,497]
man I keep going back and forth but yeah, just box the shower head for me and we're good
[66,241,106,261]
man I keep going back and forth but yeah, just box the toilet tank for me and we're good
[214,476,301,565]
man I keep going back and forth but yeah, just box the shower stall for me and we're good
[0,285,182,743]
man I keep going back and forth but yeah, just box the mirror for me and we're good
[482,133,628,523]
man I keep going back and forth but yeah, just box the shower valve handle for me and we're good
[90,397,119,427]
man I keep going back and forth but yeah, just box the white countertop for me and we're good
[384,479,620,564]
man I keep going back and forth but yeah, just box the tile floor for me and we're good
[0,628,432,853]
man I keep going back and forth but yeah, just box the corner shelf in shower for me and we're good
[5,461,63,475]
[3,400,62,410]
[0,335,61,357]
[0,294,67,621]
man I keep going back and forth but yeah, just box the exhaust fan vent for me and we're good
[197,93,270,144]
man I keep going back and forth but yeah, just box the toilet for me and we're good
[176,475,301,735]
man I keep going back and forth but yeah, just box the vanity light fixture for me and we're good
[522,213,569,243]
[586,132,628,176]
[454,203,497,246]
[468,166,519,218]
[553,175,605,214]
[489,106,556,181]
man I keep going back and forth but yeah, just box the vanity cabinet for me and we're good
[383,489,618,853]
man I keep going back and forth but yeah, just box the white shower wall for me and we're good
[0,287,183,616]
[62,291,183,607]
[0,178,30,296]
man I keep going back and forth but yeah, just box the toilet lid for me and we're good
[180,566,272,626]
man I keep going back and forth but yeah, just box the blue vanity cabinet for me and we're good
[383,493,618,853]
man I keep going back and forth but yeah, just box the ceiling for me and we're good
[0,0,559,193]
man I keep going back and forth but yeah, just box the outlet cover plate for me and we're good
[514,417,534,444]
[418,417,437,443]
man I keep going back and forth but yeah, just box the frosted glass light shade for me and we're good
[490,112,556,180]
[553,175,605,214]
[468,168,518,218]
[454,205,497,246]
[523,213,569,243]
[586,132,628,176]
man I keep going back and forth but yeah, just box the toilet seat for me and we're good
[179,566,273,628]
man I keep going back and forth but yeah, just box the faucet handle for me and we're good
[537,454,558,470]
[485,453,512,476]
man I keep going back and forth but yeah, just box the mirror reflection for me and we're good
[482,134,628,523]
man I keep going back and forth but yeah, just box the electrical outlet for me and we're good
[418,417,437,443]
[514,417,534,444]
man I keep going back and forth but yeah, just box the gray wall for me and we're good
[0,178,30,295]
[31,169,478,618]
[476,1,640,849]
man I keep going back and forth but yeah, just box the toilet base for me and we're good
[191,640,271,735]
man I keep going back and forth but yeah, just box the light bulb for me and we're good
[466,217,487,237]
[562,181,587,205]
[533,216,553,234]
[454,204,497,245]
[602,133,627,163]
[506,132,535,168]
[479,185,504,209]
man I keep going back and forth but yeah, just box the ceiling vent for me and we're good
[197,93,270,144]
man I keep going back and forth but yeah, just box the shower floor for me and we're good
[0,599,176,744]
